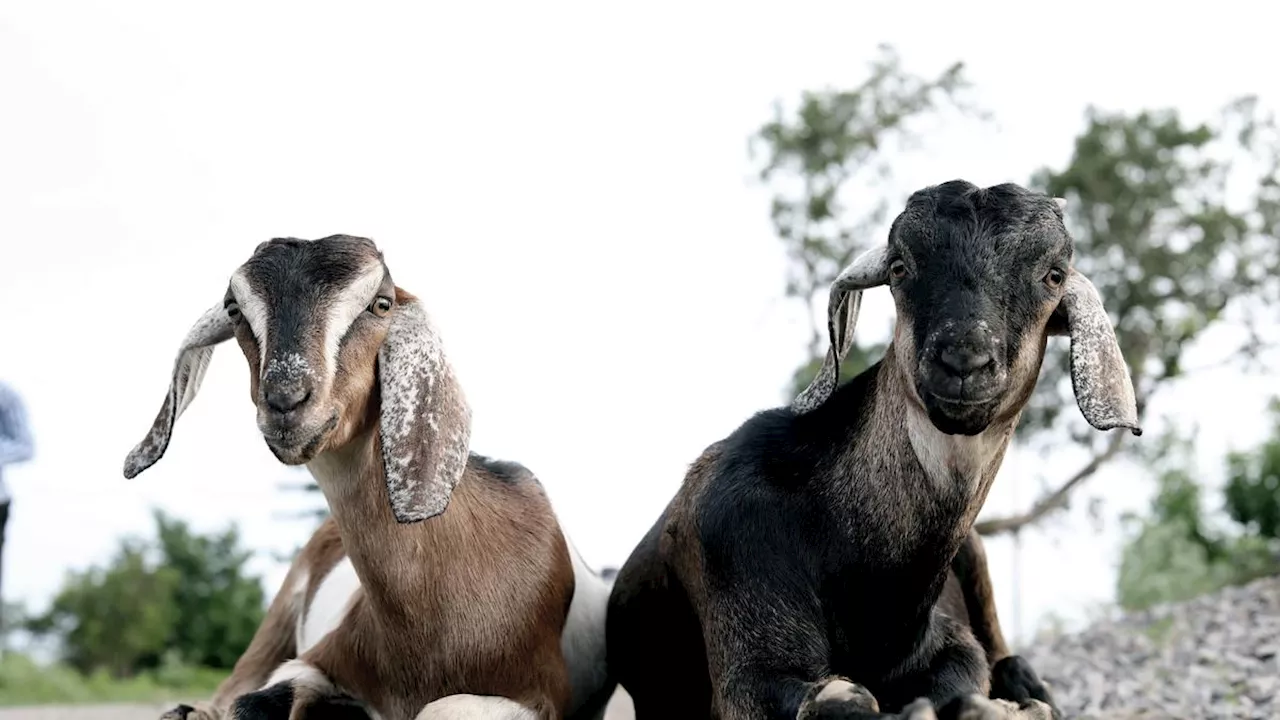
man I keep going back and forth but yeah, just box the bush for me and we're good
[0,652,226,706]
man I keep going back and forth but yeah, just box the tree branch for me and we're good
[975,430,1129,537]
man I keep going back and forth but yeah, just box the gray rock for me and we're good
[1021,574,1280,720]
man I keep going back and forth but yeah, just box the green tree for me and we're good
[153,511,266,670]
[27,511,266,677]
[1117,422,1279,611]
[1224,398,1280,540]
[749,44,988,397]
[26,540,179,677]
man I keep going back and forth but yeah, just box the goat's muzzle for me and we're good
[916,322,1010,436]
[257,374,332,463]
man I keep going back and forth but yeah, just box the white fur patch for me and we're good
[263,659,333,694]
[560,539,614,718]
[415,695,538,720]
[906,410,1007,496]
[297,556,361,654]
[322,262,386,376]
[229,269,270,365]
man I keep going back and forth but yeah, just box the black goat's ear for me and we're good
[1052,271,1142,436]
[791,245,889,414]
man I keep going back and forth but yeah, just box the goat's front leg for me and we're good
[806,614,1052,720]
[160,568,302,720]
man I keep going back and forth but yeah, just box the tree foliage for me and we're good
[1117,421,1280,611]
[1224,398,1280,540]
[753,49,1280,534]
[27,510,265,677]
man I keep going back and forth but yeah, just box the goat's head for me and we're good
[793,180,1142,438]
[123,235,473,523]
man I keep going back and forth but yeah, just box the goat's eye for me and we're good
[1043,268,1066,289]
[889,259,908,280]
[225,303,241,321]
[369,296,394,317]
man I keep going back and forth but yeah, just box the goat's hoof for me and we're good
[797,678,880,719]
[899,698,939,719]
[990,656,1062,720]
[160,704,217,720]
[936,694,1053,720]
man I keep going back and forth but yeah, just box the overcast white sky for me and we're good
[1,0,1277,649]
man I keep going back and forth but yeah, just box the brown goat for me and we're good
[124,236,615,720]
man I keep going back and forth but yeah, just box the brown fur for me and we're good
[304,434,574,719]
[223,280,572,718]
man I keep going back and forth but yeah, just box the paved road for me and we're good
[0,688,636,720]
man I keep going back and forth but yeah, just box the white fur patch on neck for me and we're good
[322,262,386,376]
[298,556,361,654]
[905,410,1007,496]
[229,269,270,365]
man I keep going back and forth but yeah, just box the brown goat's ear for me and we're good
[377,296,473,523]
[124,303,235,479]
[791,245,889,414]
[1051,271,1142,436]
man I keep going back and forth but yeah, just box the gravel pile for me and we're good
[1022,574,1280,720]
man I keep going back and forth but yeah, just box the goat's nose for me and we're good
[265,387,310,414]
[938,347,993,377]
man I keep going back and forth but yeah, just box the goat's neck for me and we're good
[306,429,445,628]
[862,353,1017,536]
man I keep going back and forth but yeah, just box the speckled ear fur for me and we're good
[1051,271,1142,436]
[123,303,235,478]
[377,296,473,523]
[791,245,889,414]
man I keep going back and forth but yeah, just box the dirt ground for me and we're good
[0,688,636,720]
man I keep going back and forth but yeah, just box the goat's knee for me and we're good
[414,694,539,720]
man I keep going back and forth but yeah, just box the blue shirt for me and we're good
[0,381,34,504]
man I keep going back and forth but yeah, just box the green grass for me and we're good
[0,653,227,706]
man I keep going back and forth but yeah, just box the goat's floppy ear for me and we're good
[378,295,473,523]
[123,303,235,478]
[791,245,889,414]
[1050,271,1142,436]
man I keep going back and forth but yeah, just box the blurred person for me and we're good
[0,379,33,656]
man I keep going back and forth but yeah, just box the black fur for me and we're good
[891,181,1071,436]
[991,657,1061,720]
[470,453,540,486]
[229,682,374,720]
[607,181,1072,719]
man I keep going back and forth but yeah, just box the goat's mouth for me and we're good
[918,385,1004,437]
[261,412,339,464]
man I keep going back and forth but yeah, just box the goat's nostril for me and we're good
[938,348,993,377]
[265,388,311,414]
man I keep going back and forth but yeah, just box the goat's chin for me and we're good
[261,413,339,465]
[922,400,997,437]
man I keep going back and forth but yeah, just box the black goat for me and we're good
[606,181,1141,720]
